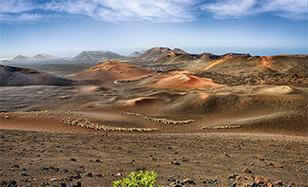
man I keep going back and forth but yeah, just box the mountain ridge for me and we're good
[72,51,125,63]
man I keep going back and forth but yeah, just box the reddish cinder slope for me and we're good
[151,70,223,90]
[74,60,154,83]
[260,56,273,70]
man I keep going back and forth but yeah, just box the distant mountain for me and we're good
[72,51,124,64]
[132,47,253,64]
[139,47,173,61]
[12,55,31,62]
[129,50,145,57]
[32,54,55,61]
[3,54,57,64]
[135,47,197,64]
[0,64,73,86]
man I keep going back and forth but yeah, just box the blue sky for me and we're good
[0,0,307,58]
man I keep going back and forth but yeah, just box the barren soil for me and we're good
[0,130,307,187]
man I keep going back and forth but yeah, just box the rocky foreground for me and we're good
[0,129,307,187]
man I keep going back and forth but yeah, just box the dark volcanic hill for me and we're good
[135,47,198,64]
[0,65,73,86]
[72,51,125,64]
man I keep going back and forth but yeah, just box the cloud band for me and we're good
[0,0,307,22]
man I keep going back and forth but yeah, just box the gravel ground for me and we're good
[0,129,307,187]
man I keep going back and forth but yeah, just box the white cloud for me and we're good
[0,0,35,13]
[0,13,45,22]
[260,0,308,19]
[201,0,308,19]
[201,0,256,18]
[45,0,195,22]
[0,0,46,22]
[17,13,45,21]
[0,0,307,22]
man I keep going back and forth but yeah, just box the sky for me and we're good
[0,0,307,58]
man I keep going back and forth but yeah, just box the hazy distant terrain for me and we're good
[0,51,127,76]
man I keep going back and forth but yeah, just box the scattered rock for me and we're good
[85,172,93,177]
[50,177,62,182]
[115,172,122,177]
[68,173,81,180]
[21,172,29,177]
[72,181,81,187]
[182,178,196,185]
[57,95,71,99]
[11,164,20,169]
[170,161,181,165]
[6,180,18,187]
[203,179,218,184]
[170,182,183,187]
[0,180,18,187]
[95,173,103,177]
[242,168,252,174]
[41,182,49,186]
[167,176,176,182]
[273,180,283,185]
[170,178,196,186]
